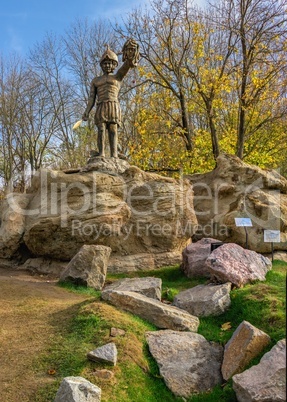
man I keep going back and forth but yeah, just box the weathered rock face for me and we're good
[232,339,286,402]
[54,376,101,402]
[0,194,31,258]
[101,290,199,332]
[173,283,232,317]
[15,163,197,272]
[103,277,162,300]
[206,243,272,287]
[181,238,221,278]
[221,320,271,380]
[146,330,223,397]
[187,153,287,253]
[60,245,111,289]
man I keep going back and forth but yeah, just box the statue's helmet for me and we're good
[100,47,118,66]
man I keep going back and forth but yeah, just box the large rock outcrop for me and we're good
[187,153,287,253]
[1,161,197,273]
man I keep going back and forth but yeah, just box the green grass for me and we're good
[58,281,102,298]
[34,260,286,402]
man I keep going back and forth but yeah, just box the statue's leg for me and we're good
[97,123,106,157]
[108,124,118,158]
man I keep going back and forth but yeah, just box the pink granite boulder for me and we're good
[181,238,222,278]
[206,243,272,287]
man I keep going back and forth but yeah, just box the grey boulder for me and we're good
[146,330,223,397]
[233,339,286,402]
[102,290,199,332]
[54,376,101,402]
[87,342,117,366]
[173,282,232,316]
[60,244,111,289]
[103,277,162,300]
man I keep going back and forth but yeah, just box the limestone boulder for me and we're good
[181,238,221,278]
[232,339,286,402]
[206,243,272,287]
[222,320,271,380]
[54,376,101,402]
[173,283,232,317]
[20,163,197,272]
[101,290,199,332]
[60,245,111,289]
[0,193,31,258]
[103,277,162,300]
[146,330,223,397]
[187,153,287,253]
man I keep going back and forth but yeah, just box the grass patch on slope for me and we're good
[34,260,286,402]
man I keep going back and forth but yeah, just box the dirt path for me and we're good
[0,265,92,402]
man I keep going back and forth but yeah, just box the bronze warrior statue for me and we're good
[82,39,139,158]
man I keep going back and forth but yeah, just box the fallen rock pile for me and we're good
[52,239,285,401]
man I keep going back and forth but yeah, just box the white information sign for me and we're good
[235,218,253,227]
[264,230,281,243]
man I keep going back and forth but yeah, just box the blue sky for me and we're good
[0,0,206,57]
[0,0,150,56]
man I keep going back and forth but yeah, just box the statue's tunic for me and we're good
[94,75,121,126]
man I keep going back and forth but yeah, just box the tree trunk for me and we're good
[179,91,193,151]
[206,101,220,159]
[236,107,245,159]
